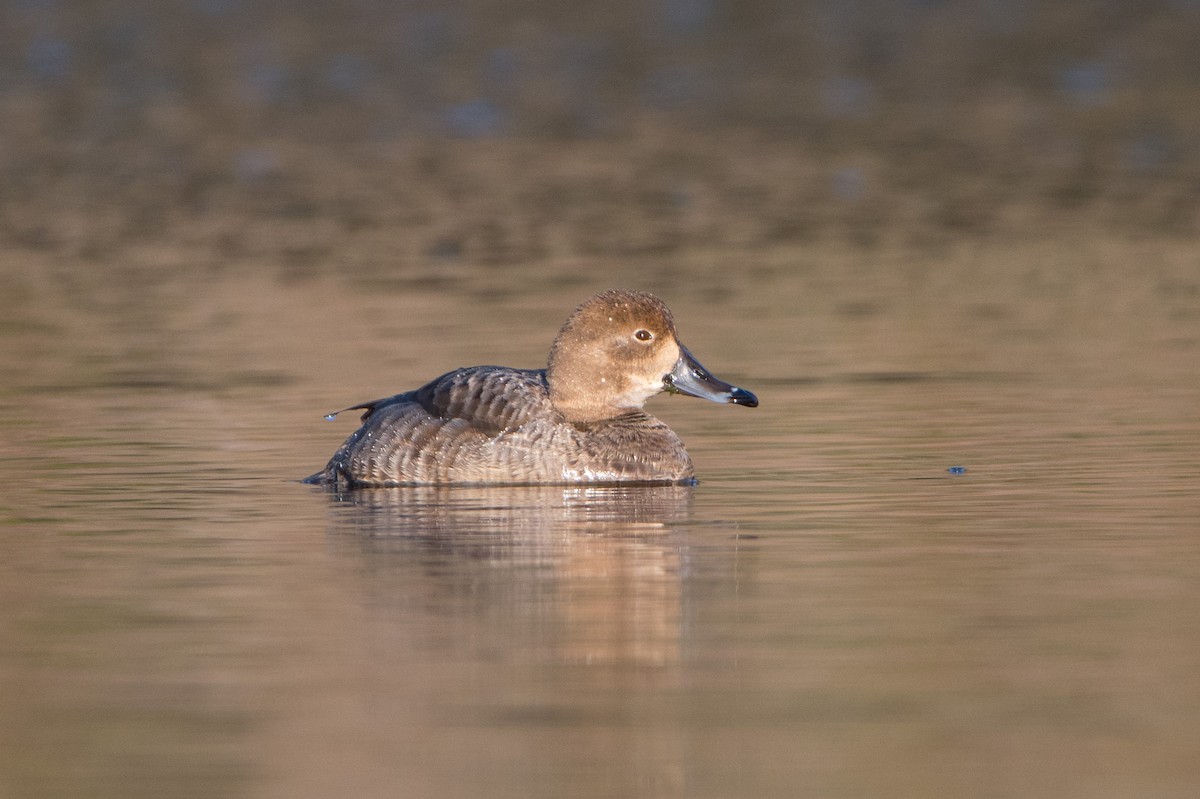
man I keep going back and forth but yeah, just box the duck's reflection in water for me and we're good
[317,484,695,668]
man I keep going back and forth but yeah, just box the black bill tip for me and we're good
[728,386,759,408]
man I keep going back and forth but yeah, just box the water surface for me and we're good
[1,243,1198,799]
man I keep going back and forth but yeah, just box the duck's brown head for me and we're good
[547,289,757,423]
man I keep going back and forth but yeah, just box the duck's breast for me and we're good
[551,411,695,484]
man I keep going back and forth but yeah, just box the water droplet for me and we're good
[324,413,337,422]
[947,465,967,474]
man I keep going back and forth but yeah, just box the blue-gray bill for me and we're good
[664,344,759,408]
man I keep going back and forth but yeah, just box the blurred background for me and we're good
[3,0,1198,283]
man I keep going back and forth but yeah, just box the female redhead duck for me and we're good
[304,289,757,487]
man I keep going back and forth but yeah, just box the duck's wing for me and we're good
[305,367,556,487]
[337,366,553,436]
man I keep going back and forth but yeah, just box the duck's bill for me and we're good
[665,344,759,408]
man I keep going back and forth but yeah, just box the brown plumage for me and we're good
[304,290,757,488]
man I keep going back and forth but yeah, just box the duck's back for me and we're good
[304,366,695,487]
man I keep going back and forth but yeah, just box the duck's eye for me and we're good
[634,329,654,342]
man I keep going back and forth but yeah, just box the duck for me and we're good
[303,289,757,488]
